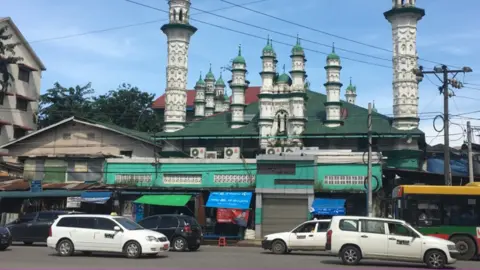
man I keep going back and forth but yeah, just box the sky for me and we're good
[3,0,480,147]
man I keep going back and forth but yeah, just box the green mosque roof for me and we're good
[232,44,246,64]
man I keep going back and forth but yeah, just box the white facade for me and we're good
[324,46,343,127]
[385,0,424,130]
[258,38,307,149]
[229,45,249,129]
[161,0,197,132]
[0,17,46,146]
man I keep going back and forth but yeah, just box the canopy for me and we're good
[80,191,112,204]
[134,195,191,206]
[206,192,252,209]
[310,198,345,216]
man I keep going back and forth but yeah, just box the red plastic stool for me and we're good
[218,237,227,247]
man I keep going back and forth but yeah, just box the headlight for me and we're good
[145,236,159,242]
[447,245,457,251]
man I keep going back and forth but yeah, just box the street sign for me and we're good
[30,180,42,192]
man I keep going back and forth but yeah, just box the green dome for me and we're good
[205,64,215,81]
[277,73,291,84]
[224,94,229,101]
[291,35,304,56]
[195,73,205,86]
[262,37,275,55]
[345,78,356,92]
[215,73,226,86]
[232,44,246,64]
[327,43,340,60]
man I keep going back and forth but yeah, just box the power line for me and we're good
[125,0,392,69]
[220,0,464,70]
[27,0,270,44]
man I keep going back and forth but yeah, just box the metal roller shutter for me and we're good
[262,198,308,237]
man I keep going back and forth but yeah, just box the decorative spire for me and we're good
[349,77,352,85]
[327,42,340,60]
[199,72,202,80]
[282,64,286,73]
[267,35,270,45]
[332,42,335,53]
[238,44,242,56]
[296,34,300,45]
[209,63,212,72]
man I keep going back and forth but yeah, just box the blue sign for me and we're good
[206,192,253,209]
[30,180,42,192]
[310,198,346,216]
[80,191,112,204]
[134,203,144,222]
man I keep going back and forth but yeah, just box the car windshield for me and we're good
[405,223,423,236]
[113,217,144,230]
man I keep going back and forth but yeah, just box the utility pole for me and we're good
[413,65,473,186]
[467,121,474,183]
[367,102,373,217]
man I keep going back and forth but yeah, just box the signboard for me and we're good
[115,174,152,185]
[216,209,249,227]
[66,197,81,208]
[133,203,144,222]
[30,180,42,192]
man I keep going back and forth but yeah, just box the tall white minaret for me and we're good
[258,37,277,149]
[385,0,425,130]
[194,73,206,119]
[214,72,226,113]
[289,36,307,144]
[161,0,197,132]
[204,64,215,117]
[345,77,357,104]
[324,44,343,127]
[229,45,249,129]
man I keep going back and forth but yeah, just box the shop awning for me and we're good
[80,191,112,204]
[206,192,252,209]
[310,198,346,216]
[0,190,84,198]
[134,195,191,206]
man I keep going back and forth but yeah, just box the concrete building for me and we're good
[0,17,46,145]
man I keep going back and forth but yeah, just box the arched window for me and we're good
[275,110,288,135]
[179,9,183,22]
[173,9,177,21]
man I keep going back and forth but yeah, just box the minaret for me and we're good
[372,100,378,113]
[204,64,215,117]
[229,44,249,129]
[161,0,197,132]
[324,44,343,127]
[258,37,277,148]
[194,73,206,119]
[289,36,307,143]
[345,77,357,104]
[385,0,425,130]
[214,72,226,113]
[223,94,230,112]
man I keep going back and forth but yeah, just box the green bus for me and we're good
[392,183,480,260]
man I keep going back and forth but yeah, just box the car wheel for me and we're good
[189,244,200,251]
[271,240,286,254]
[56,239,74,257]
[341,245,362,265]
[451,235,476,260]
[172,237,187,252]
[23,241,33,245]
[0,245,7,251]
[425,250,446,269]
[124,241,142,259]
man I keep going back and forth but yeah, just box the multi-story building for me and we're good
[0,17,46,145]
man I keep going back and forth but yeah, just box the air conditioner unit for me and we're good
[302,146,319,151]
[266,147,282,155]
[284,147,300,153]
[224,147,241,159]
[190,147,206,159]
[205,151,218,159]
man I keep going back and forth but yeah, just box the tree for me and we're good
[38,82,94,128]
[0,25,23,102]
[91,83,160,132]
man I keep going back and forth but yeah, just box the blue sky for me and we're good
[3,0,480,146]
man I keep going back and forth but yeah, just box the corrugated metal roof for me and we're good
[0,179,109,191]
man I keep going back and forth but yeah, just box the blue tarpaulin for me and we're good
[206,192,252,209]
[80,191,112,204]
[427,158,468,177]
[310,198,345,216]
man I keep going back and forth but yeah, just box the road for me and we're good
[1,243,480,268]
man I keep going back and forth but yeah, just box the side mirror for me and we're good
[114,226,121,232]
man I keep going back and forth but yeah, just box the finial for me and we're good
[209,63,212,72]
[270,38,273,47]
[282,64,285,73]
[199,72,202,79]
[267,35,270,45]
[332,42,335,53]
[219,69,222,78]
[349,77,352,85]
[296,34,300,45]
[238,44,242,56]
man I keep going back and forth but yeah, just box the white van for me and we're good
[47,214,170,258]
[326,216,459,269]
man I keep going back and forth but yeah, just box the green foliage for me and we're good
[38,82,161,133]
[0,25,23,99]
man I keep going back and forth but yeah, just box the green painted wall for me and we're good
[383,150,423,170]
[316,164,382,191]
[104,162,256,188]
[255,160,315,189]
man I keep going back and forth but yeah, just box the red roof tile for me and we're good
[152,87,261,109]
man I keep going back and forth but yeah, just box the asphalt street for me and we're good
[1,243,480,268]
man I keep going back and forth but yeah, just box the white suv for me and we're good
[262,219,330,254]
[47,214,170,258]
[326,216,459,269]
